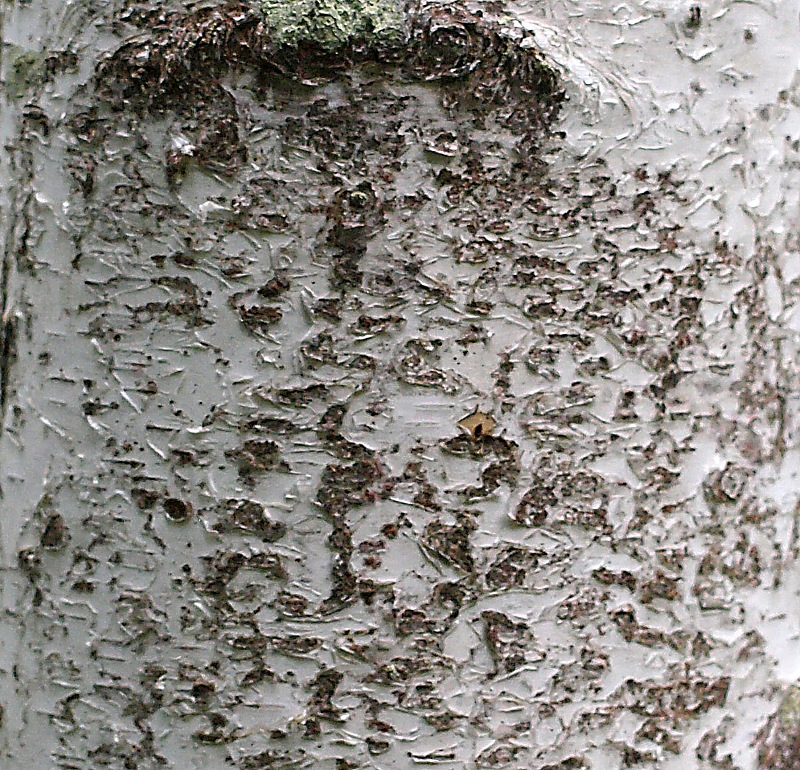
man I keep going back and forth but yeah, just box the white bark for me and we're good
[2,1,800,769]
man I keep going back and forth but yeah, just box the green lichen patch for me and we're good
[257,0,405,50]
[4,47,45,100]
[3,45,78,100]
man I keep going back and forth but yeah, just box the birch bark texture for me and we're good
[2,1,800,769]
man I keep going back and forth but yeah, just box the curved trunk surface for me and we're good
[2,1,800,768]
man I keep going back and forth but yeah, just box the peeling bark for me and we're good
[2,0,800,768]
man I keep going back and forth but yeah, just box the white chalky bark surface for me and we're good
[2,1,800,768]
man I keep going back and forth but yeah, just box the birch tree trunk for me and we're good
[2,1,800,769]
